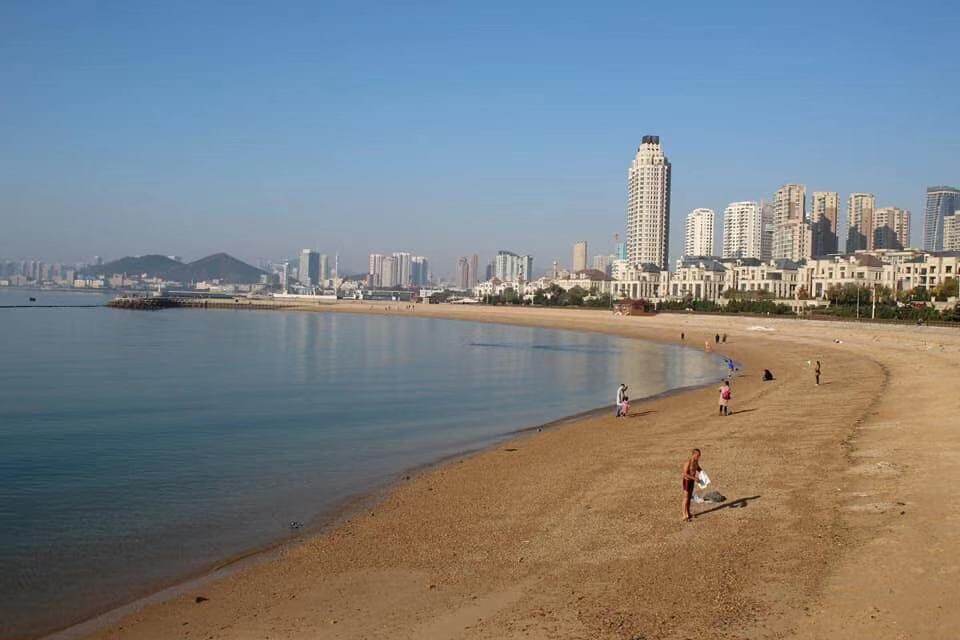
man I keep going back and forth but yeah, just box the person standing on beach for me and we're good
[718,380,731,416]
[815,360,821,386]
[715,333,720,344]
[615,383,627,417]
[682,449,702,521]
[722,333,727,343]
[681,332,685,341]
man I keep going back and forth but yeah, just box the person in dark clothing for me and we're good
[815,361,821,386]
[762,369,775,381]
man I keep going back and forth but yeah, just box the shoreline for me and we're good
[33,307,730,640]
[39,304,960,640]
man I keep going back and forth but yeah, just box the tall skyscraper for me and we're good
[772,184,809,261]
[455,257,470,289]
[368,253,385,287]
[299,249,320,286]
[760,201,774,261]
[573,241,588,272]
[846,193,877,252]
[319,254,330,282]
[494,251,533,282]
[810,191,839,257]
[873,207,911,250]
[923,186,960,251]
[773,184,806,225]
[381,255,399,288]
[722,202,763,259]
[684,208,715,257]
[468,254,479,288]
[626,135,671,269]
[411,256,429,286]
[392,252,412,287]
[591,254,610,274]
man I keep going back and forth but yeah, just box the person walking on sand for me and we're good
[715,333,720,344]
[681,331,685,341]
[682,448,702,521]
[615,383,627,417]
[815,360,821,386]
[718,380,731,416]
[722,333,727,343]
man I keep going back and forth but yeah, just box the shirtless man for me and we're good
[682,448,702,521]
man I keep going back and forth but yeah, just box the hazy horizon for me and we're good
[2,1,958,275]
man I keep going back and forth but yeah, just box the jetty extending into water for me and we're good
[106,296,305,311]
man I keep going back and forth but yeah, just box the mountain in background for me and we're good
[89,253,266,284]
[168,253,266,284]
[89,254,182,278]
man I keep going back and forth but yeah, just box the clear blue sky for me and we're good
[2,0,958,275]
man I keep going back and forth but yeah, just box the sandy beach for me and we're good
[68,305,960,640]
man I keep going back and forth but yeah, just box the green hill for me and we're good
[89,254,181,278]
[92,253,266,284]
[169,253,266,284]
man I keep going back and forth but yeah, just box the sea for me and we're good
[0,289,727,638]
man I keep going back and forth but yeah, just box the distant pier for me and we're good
[106,296,296,311]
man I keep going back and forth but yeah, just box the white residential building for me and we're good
[626,135,671,269]
[684,208,715,257]
[494,251,533,282]
[722,201,763,259]
[944,213,960,251]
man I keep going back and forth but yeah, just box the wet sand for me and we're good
[73,305,960,639]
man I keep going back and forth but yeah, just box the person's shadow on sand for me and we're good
[695,495,761,518]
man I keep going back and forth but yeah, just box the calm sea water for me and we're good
[0,290,726,637]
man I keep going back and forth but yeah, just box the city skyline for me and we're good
[2,3,957,272]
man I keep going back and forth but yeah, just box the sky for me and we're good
[2,0,958,276]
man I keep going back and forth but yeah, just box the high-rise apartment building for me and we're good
[494,251,533,282]
[684,208,715,257]
[591,254,610,274]
[846,193,876,252]
[455,257,470,289]
[468,254,479,288]
[810,192,839,257]
[924,186,960,251]
[872,207,911,250]
[299,249,320,286]
[772,185,810,261]
[573,241,588,272]
[411,256,429,286]
[319,254,330,281]
[773,184,806,225]
[722,202,763,259]
[368,253,385,287]
[626,135,671,269]
[760,201,775,261]
[392,252,412,287]
[381,255,399,288]
[944,214,960,251]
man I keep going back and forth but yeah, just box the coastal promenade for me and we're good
[76,304,960,640]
